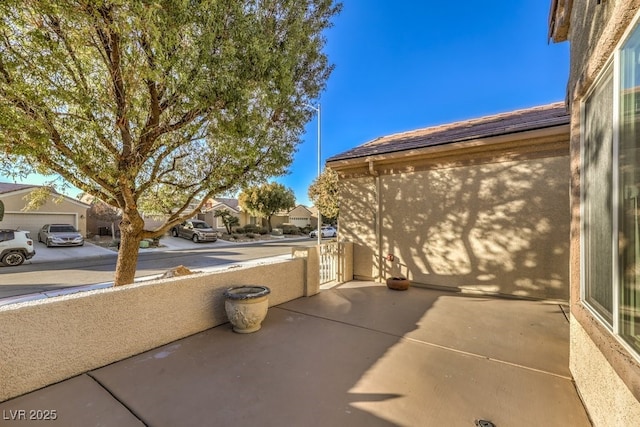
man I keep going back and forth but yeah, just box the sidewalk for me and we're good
[0,282,591,426]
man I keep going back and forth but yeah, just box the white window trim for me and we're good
[580,60,615,331]
[580,10,640,362]
[612,48,621,335]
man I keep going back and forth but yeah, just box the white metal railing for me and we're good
[319,242,340,285]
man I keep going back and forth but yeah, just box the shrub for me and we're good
[243,224,262,233]
[282,224,300,235]
[259,227,269,235]
[234,227,244,234]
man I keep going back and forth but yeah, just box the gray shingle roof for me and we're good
[213,198,240,211]
[327,102,569,163]
[0,182,37,195]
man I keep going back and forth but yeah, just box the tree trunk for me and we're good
[267,216,272,232]
[114,210,144,286]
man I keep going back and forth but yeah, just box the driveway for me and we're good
[28,240,116,264]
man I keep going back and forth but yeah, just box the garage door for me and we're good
[1,213,77,237]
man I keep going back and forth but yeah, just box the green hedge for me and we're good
[282,224,300,235]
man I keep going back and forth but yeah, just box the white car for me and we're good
[0,229,36,266]
[309,226,337,238]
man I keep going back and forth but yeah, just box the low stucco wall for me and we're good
[0,258,306,402]
[570,315,640,426]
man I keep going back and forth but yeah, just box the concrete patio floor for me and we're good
[0,282,591,426]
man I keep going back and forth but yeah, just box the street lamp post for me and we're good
[306,103,322,246]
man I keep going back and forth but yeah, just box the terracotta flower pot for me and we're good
[386,277,410,291]
[223,286,271,333]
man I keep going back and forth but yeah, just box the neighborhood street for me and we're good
[0,236,316,302]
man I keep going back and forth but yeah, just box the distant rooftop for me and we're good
[0,182,37,195]
[213,198,240,211]
[327,102,569,163]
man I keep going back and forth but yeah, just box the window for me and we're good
[582,22,640,355]
[619,27,640,351]
[583,63,614,324]
[0,231,14,242]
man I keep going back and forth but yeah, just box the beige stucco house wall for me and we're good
[0,183,88,237]
[550,0,640,424]
[205,199,316,232]
[276,205,314,229]
[198,198,262,232]
[329,104,570,301]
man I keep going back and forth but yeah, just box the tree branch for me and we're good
[93,5,134,158]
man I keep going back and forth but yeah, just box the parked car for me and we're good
[171,220,218,243]
[309,226,337,238]
[0,229,36,266]
[38,224,84,247]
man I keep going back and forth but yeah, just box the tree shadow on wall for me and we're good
[375,158,571,300]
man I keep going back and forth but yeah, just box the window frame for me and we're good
[580,17,640,361]
[580,61,616,326]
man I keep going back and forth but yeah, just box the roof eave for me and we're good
[548,0,573,43]
[327,123,570,171]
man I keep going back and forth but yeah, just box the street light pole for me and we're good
[306,103,322,246]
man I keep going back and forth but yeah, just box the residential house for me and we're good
[80,193,122,237]
[327,102,571,301]
[0,182,89,237]
[202,198,318,232]
[200,198,264,231]
[271,204,317,229]
[549,0,640,423]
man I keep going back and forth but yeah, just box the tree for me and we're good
[0,0,341,285]
[308,167,339,223]
[238,183,295,231]
[213,209,239,235]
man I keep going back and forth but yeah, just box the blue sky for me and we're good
[281,0,569,205]
[1,1,569,207]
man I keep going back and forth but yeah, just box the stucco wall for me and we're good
[338,154,570,301]
[381,156,570,300]
[288,205,312,228]
[563,0,640,418]
[570,315,640,426]
[338,177,379,280]
[0,258,306,401]
[566,0,640,104]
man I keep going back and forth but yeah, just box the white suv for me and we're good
[0,229,36,266]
